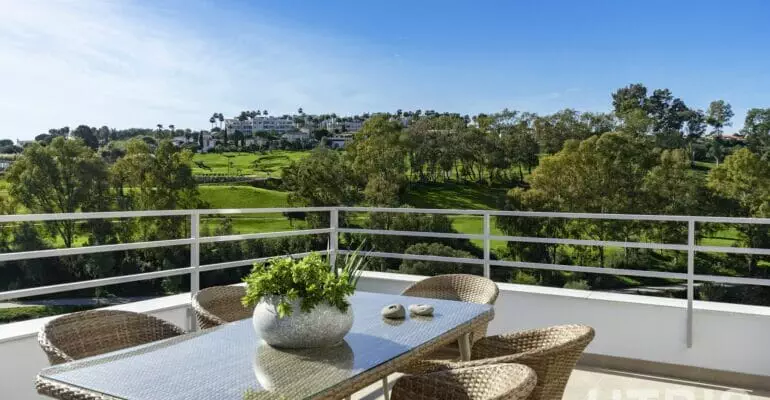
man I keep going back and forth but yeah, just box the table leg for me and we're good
[382,377,390,400]
[459,333,472,361]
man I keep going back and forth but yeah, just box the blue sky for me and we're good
[1,0,768,139]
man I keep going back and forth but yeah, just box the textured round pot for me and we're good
[252,296,353,348]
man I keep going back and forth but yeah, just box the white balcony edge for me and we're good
[4,271,770,345]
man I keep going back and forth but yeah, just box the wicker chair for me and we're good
[392,364,537,400]
[404,325,595,400]
[192,285,254,329]
[38,310,186,365]
[401,274,499,345]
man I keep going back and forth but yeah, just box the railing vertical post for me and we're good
[329,208,339,268]
[686,218,695,348]
[483,213,491,279]
[190,211,200,331]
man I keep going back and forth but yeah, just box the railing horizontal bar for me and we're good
[489,260,689,280]
[6,208,770,225]
[0,209,193,223]
[338,249,484,265]
[198,251,327,273]
[4,208,770,226]
[694,245,770,255]
[337,228,483,240]
[0,207,333,224]
[489,235,688,251]
[339,207,487,216]
[692,216,770,225]
[0,267,194,301]
[199,207,333,215]
[0,238,195,262]
[485,210,693,222]
[198,228,332,244]
[694,274,770,287]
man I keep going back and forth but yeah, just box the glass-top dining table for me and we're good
[36,291,494,400]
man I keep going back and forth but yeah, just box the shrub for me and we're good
[563,279,591,290]
[242,253,363,318]
[509,270,539,285]
[399,242,480,276]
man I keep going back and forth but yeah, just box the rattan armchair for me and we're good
[38,309,186,365]
[403,324,595,400]
[192,285,254,329]
[401,274,499,345]
[389,274,500,398]
[392,364,537,400]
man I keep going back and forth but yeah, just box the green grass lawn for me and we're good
[694,160,716,170]
[404,183,509,210]
[199,185,300,234]
[192,150,309,177]
[699,228,741,247]
[202,216,304,234]
[199,185,290,209]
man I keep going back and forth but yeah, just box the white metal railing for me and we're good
[1,207,770,347]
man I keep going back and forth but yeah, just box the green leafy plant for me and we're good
[242,253,361,318]
[336,240,370,287]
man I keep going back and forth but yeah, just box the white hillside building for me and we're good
[225,116,296,135]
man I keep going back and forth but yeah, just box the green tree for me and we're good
[349,114,409,196]
[528,133,656,213]
[706,100,734,136]
[7,137,110,247]
[111,139,200,239]
[72,125,99,150]
[502,132,656,267]
[707,148,770,275]
[643,149,706,214]
[642,149,710,245]
[612,83,648,116]
[533,109,609,154]
[364,174,401,206]
[282,147,362,207]
[706,137,726,165]
[611,84,699,148]
[707,148,770,217]
[742,108,770,157]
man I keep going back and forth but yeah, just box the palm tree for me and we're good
[263,110,269,116]
[209,115,216,129]
[156,124,163,133]
[169,124,175,133]
[297,107,304,115]
[217,113,224,130]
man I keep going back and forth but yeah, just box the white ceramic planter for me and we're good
[252,296,353,348]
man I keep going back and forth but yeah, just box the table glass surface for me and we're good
[39,291,492,400]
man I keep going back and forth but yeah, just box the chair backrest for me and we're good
[478,324,595,400]
[392,363,537,400]
[38,310,185,365]
[192,285,254,329]
[400,274,499,305]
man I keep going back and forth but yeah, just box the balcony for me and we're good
[1,207,770,399]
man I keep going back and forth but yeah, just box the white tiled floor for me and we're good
[351,367,770,400]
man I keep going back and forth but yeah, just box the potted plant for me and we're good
[242,250,366,348]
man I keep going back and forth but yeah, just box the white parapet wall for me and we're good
[0,294,192,400]
[2,272,770,399]
[357,271,770,378]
